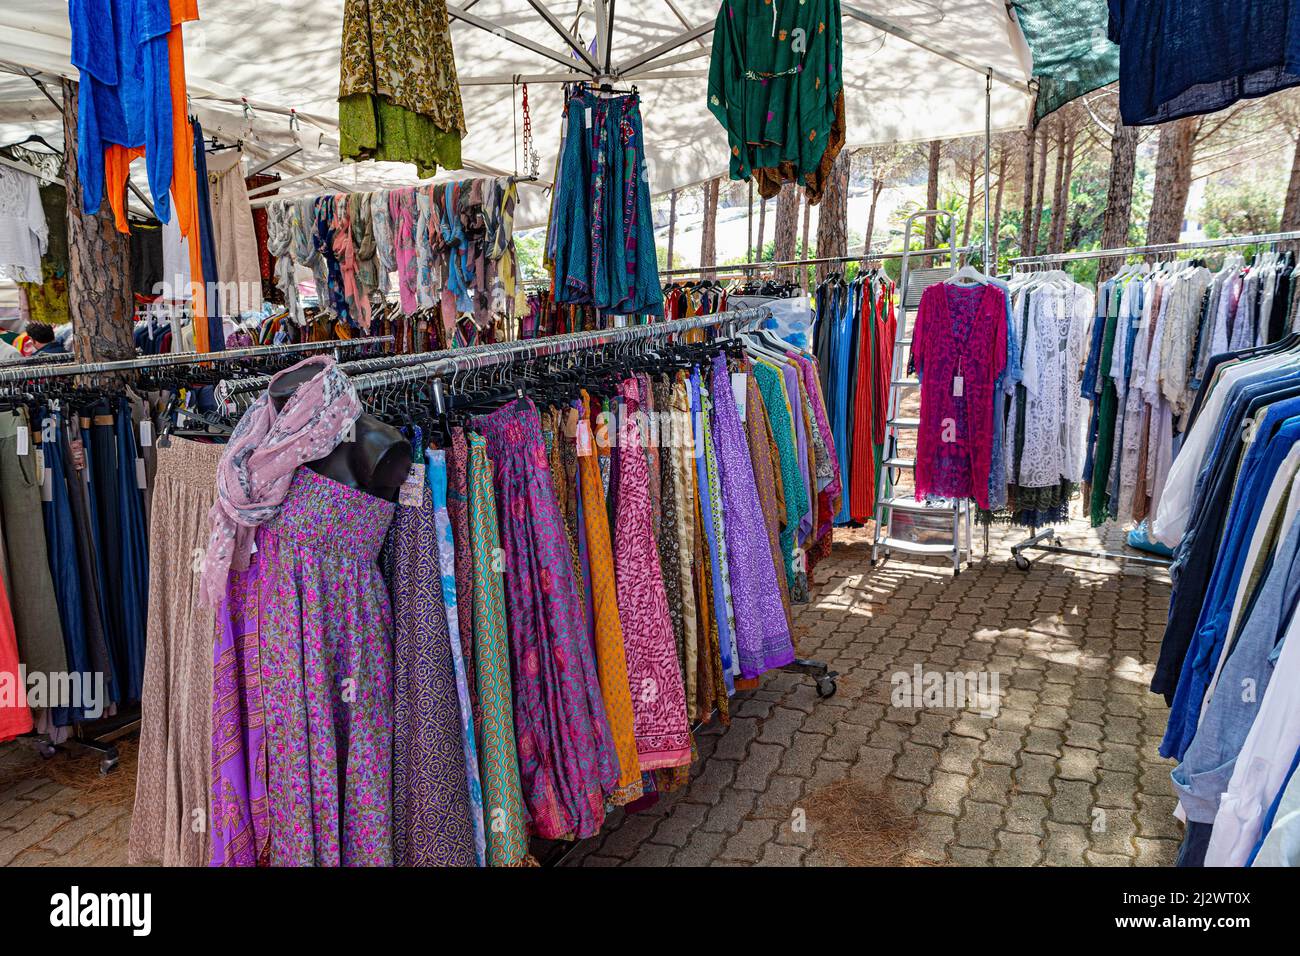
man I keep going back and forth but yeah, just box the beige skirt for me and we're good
[128,438,224,866]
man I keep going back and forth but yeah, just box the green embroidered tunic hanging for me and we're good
[707,0,845,203]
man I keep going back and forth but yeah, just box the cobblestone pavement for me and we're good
[0,520,1180,867]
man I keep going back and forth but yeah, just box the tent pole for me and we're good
[446,4,594,74]
[604,0,617,76]
[527,0,601,73]
[984,68,992,270]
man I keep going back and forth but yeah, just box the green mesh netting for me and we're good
[1010,1,1118,123]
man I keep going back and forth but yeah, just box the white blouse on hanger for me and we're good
[0,165,48,284]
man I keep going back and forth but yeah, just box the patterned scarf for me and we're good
[199,355,362,607]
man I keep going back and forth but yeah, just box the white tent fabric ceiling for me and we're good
[0,1,1033,228]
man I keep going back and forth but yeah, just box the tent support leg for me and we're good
[984,68,992,268]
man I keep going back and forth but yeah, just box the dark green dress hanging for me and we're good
[707,0,844,200]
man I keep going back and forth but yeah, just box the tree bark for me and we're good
[1050,126,1076,254]
[772,182,800,280]
[746,180,754,262]
[1097,109,1140,281]
[1147,116,1200,247]
[756,194,768,260]
[1047,119,1067,255]
[991,145,1007,270]
[799,188,811,289]
[960,153,977,255]
[1020,120,1037,259]
[62,78,134,365]
[700,178,719,278]
[1031,124,1049,254]
[863,180,884,260]
[665,189,678,272]
[923,139,941,265]
[816,149,850,282]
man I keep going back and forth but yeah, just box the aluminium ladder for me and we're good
[870,210,972,575]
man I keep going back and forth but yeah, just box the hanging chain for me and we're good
[521,83,539,178]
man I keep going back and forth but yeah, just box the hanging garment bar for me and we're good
[1010,231,1300,267]
[658,245,978,278]
[0,335,393,383]
[347,310,769,395]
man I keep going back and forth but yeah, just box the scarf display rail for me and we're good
[350,307,840,704]
[9,334,389,774]
[1002,232,1300,572]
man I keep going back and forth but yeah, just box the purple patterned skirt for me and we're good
[258,469,397,866]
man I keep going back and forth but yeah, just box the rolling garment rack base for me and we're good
[1001,230,1300,573]
[346,309,838,865]
[0,335,394,773]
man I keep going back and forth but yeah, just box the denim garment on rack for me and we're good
[40,410,94,721]
[114,399,150,702]
[1156,384,1300,702]
[1172,509,1300,822]
[192,118,225,348]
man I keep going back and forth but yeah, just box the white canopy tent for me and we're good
[0,0,1034,232]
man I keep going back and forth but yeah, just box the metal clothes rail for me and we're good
[1009,230,1300,267]
[658,245,977,278]
[0,336,393,383]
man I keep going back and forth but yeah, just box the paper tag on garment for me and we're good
[249,537,258,554]
[136,457,147,490]
[139,419,153,447]
[15,425,28,457]
[576,419,594,457]
[40,461,52,502]
[952,375,964,398]
[69,438,86,472]
[175,410,187,428]
[585,106,592,128]
[732,373,748,421]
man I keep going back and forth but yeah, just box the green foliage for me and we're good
[1201,180,1283,239]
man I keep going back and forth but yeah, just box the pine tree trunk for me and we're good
[1147,116,1200,247]
[1020,119,1037,259]
[1050,128,1076,254]
[746,180,755,262]
[1282,135,1300,254]
[1047,119,1067,255]
[665,189,678,272]
[700,178,719,278]
[1098,110,1140,281]
[863,180,883,259]
[772,182,800,280]
[799,189,811,289]
[923,139,941,265]
[1031,125,1049,254]
[961,159,977,254]
[756,195,768,260]
[816,149,850,283]
[991,147,1007,269]
[62,78,135,365]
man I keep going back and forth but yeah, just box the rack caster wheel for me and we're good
[36,740,57,759]
[1014,553,1031,571]
[99,749,120,776]
[815,676,838,698]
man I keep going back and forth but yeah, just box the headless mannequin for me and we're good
[269,365,412,503]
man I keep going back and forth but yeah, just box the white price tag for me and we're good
[576,419,593,457]
[585,106,592,128]
[15,425,28,457]
[952,375,964,398]
[41,463,52,502]
[732,373,748,421]
[135,457,147,490]
[139,419,153,447]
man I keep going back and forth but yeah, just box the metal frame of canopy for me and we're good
[444,1,1030,269]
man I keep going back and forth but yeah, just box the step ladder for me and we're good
[870,210,972,576]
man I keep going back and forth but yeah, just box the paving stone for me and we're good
[955,800,1003,850]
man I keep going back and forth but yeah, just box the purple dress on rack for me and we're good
[259,469,397,866]
[709,354,796,678]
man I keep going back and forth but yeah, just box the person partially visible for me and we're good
[27,321,67,354]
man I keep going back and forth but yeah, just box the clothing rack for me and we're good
[999,235,1265,572]
[0,336,393,384]
[1009,231,1300,267]
[658,245,977,278]
[9,335,386,773]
